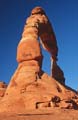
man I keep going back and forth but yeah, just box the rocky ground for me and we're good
[0,108,78,120]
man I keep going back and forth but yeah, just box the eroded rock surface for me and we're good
[0,7,78,113]
[0,81,7,98]
[52,61,65,84]
[17,6,64,83]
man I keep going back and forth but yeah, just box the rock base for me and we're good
[0,68,78,112]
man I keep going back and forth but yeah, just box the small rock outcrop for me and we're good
[0,7,78,112]
[0,81,7,98]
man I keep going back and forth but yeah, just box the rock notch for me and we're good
[0,7,78,112]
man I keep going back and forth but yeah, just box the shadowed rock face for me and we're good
[0,7,78,113]
[0,82,7,98]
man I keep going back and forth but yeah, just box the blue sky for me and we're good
[0,0,78,90]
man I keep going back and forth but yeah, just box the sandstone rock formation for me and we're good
[0,81,7,98]
[0,7,78,113]
[17,6,64,84]
[52,61,65,84]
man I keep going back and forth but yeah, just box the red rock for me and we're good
[52,61,65,84]
[31,6,46,15]
[0,7,78,113]
[17,40,42,63]
[17,6,58,64]
[0,82,7,98]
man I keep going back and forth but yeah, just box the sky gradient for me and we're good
[0,0,78,90]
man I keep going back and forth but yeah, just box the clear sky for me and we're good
[0,0,78,90]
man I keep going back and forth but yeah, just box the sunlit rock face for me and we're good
[0,7,78,113]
